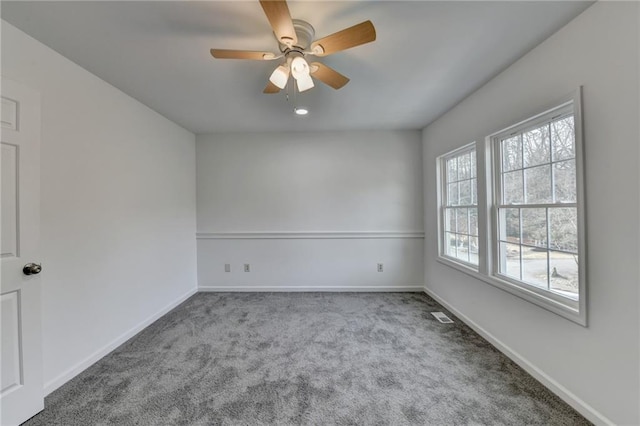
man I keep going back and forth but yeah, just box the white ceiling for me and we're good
[2,1,592,133]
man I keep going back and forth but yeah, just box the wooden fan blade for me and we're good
[263,81,281,94]
[210,49,275,60]
[259,0,297,47]
[311,20,376,56]
[310,62,350,89]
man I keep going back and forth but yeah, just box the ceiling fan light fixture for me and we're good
[269,65,290,89]
[296,74,315,92]
[210,1,376,99]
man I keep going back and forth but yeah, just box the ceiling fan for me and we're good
[210,0,376,94]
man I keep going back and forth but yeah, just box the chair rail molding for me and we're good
[196,231,425,240]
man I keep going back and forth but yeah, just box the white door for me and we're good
[1,78,43,425]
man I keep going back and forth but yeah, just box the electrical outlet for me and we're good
[224,264,231,273]
[377,263,383,272]
[244,264,250,272]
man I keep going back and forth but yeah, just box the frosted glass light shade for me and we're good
[290,56,309,80]
[269,65,290,89]
[296,74,315,92]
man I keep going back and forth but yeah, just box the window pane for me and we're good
[469,208,478,236]
[470,178,477,204]
[456,208,468,234]
[446,208,456,233]
[522,246,548,289]
[522,208,547,248]
[501,208,520,243]
[448,183,459,206]
[447,158,458,182]
[525,165,552,204]
[549,250,579,297]
[549,208,578,253]
[553,160,576,203]
[445,232,456,257]
[458,152,471,180]
[469,236,479,265]
[500,242,521,280]
[455,235,469,263]
[470,150,477,178]
[502,136,522,172]
[503,170,523,204]
[459,180,471,205]
[551,116,575,161]
[523,125,550,167]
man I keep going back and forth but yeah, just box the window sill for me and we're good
[436,256,586,327]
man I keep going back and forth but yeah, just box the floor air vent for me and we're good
[431,312,454,323]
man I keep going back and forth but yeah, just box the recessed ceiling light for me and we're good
[294,107,308,116]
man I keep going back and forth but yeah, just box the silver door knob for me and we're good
[23,263,42,276]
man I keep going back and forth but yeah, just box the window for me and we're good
[493,106,579,299]
[438,143,478,268]
[490,98,585,319]
[435,90,586,325]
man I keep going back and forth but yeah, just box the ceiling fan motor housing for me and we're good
[279,19,315,51]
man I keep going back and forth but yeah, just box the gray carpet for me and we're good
[24,292,589,425]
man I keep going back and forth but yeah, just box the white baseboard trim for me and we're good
[423,286,613,426]
[199,285,424,292]
[43,287,198,396]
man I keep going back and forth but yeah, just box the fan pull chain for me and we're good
[292,78,296,109]
[285,74,290,102]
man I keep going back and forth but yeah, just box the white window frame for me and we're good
[436,142,479,271]
[435,88,587,326]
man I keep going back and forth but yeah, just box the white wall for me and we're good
[197,131,424,290]
[1,22,198,393]
[422,3,639,425]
